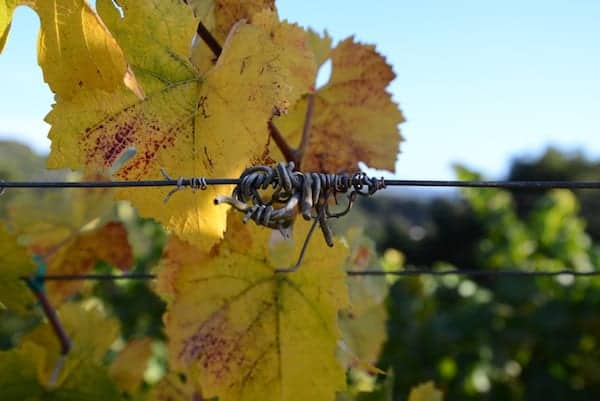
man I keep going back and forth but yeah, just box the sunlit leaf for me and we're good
[338,229,388,372]
[274,35,404,172]
[0,0,17,53]
[44,221,133,304]
[306,29,332,69]
[157,217,349,401]
[188,0,275,72]
[109,337,153,393]
[0,223,35,312]
[188,0,276,44]
[48,1,315,249]
[24,301,120,368]
[6,177,115,251]
[32,0,130,100]
[5,175,126,303]
[339,304,387,372]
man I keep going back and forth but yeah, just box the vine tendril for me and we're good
[215,162,385,272]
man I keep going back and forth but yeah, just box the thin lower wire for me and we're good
[346,269,600,277]
[17,270,600,281]
[19,273,157,281]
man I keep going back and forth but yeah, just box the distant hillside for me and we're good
[0,140,46,180]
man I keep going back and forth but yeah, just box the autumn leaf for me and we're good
[44,221,133,304]
[6,177,115,251]
[0,302,123,400]
[343,228,388,315]
[188,0,275,72]
[407,382,443,401]
[306,29,332,69]
[339,305,387,373]
[0,0,17,52]
[33,0,132,100]
[0,341,123,401]
[274,35,405,172]
[0,223,35,312]
[4,176,131,303]
[193,0,275,42]
[24,301,120,367]
[0,0,132,97]
[153,234,209,303]
[339,229,388,372]
[109,337,153,393]
[156,216,349,401]
[47,1,315,249]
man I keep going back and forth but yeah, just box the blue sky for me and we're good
[0,0,599,179]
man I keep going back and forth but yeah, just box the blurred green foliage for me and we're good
[373,159,600,401]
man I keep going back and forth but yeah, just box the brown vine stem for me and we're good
[296,92,316,170]
[181,0,222,58]
[268,119,298,164]
[196,21,222,59]
[24,278,71,355]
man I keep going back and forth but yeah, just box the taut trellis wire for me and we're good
[4,177,600,190]
[3,162,600,277]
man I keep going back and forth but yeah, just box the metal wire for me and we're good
[346,269,600,277]
[2,178,600,190]
[19,273,156,281]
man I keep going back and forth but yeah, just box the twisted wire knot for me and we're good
[215,162,385,247]
[160,168,208,204]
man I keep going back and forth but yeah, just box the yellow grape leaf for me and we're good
[193,0,275,41]
[0,0,17,52]
[24,301,120,368]
[337,229,388,373]
[407,382,443,401]
[148,371,204,401]
[0,342,123,401]
[109,337,153,393]
[188,0,275,72]
[5,176,122,303]
[157,216,349,401]
[31,0,130,100]
[153,234,210,303]
[306,29,332,69]
[344,228,388,315]
[0,0,132,96]
[339,304,387,372]
[274,36,405,172]
[0,224,35,312]
[45,222,133,304]
[1,302,122,400]
[6,178,115,251]
[48,2,315,249]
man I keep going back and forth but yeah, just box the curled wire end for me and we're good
[161,168,208,204]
